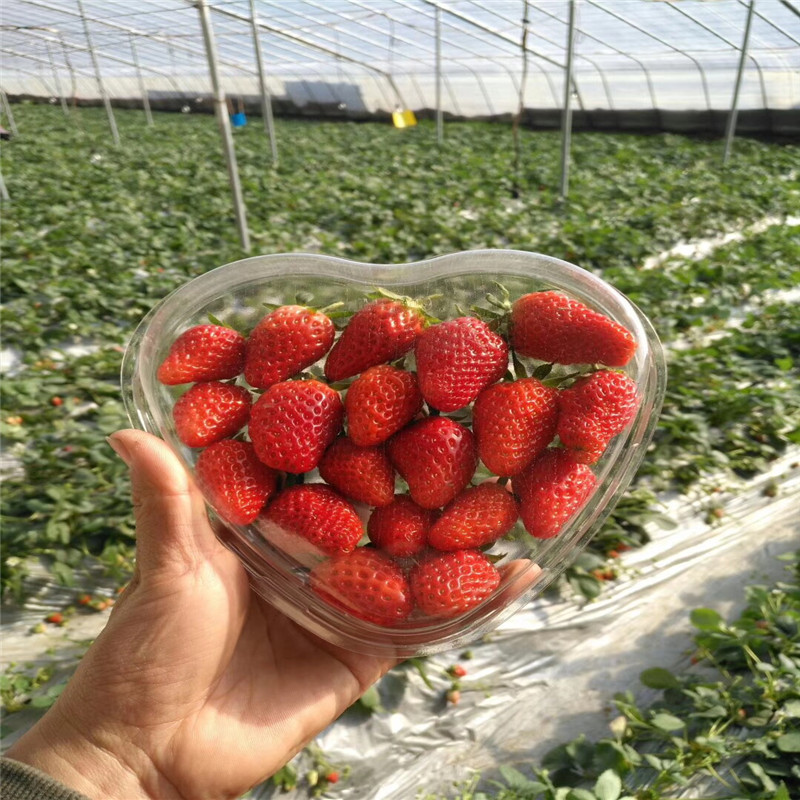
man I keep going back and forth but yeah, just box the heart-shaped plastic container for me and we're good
[122,250,666,657]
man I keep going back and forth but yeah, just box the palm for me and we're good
[70,534,391,800]
[8,431,393,800]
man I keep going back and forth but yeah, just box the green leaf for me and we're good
[774,356,793,371]
[639,668,679,690]
[498,765,537,790]
[773,783,791,800]
[357,685,384,713]
[594,769,622,800]
[747,762,777,792]
[776,732,800,753]
[568,789,597,800]
[690,608,724,630]
[650,713,685,732]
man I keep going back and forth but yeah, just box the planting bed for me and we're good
[1,105,798,798]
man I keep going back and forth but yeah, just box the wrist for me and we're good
[5,704,175,800]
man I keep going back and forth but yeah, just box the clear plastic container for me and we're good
[122,250,666,657]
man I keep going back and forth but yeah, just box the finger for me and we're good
[108,430,224,577]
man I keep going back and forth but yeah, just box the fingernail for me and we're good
[106,435,132,466]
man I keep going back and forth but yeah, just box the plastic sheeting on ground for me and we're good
[252,450,800,800]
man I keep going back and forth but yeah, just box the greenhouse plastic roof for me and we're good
[2,1,800,112]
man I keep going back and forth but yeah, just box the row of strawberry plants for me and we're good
[426,550,800,800]
[1,106,798,599]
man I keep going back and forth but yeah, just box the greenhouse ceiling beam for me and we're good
[260,0,464,110]
[419,0,566,70]
[463,0,603,113]
[746,2,800,48]
[391,0,557,106]
[522,0,680,114]
[0,60,55,99]
[342,0,512,114]
[259,0,425,67]
[19,0,257,77]
[778,0,800,20]
[331,0,494,114]
[666,1,768,110]
[202,2,405,105]
[15,27,181,86]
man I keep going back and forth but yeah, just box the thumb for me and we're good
[108,430,224,577]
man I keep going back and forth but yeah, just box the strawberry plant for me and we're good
[1,104,798,605]
[425,550,800,800]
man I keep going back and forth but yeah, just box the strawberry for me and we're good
[248,379,343,473]
[345,365,423,447]
[196,440,277,525]
[244,305,335,389]
[415,317,508,412]
[387,416,477,509]
[473,378,559,476]
[514,449,597,539]
[510,291,636,366]
[367,494,435,558]
[410,549,500,618]
[318,437,395,507]
[557,370,640,464]
[310,547,413,626]
[172,381,251,448]
[264,484,363,555]
[157,324,246,385]
[324,298,424,382]
[428,483,518,551]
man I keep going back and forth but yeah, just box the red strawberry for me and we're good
[249,379,343,473]
[510,291,636,367]
[367,494,435,558]
[415,317,508,412]
[264,484,363,554]
[324,298,424,382]
[345,365,423,447]
[172,382,251,448]
[244,305,335,389]
[428,483,518,551]
[387,416,477,509]
[473,378,559,476]
[557,370,640,464]
[410,549,500,619]
[196,440,277,525]
[157,324,245,385]
[514,449,597,539]
[310,547,413,626]
[318,437,395,507]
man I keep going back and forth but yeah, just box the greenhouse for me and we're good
[1,2,799,800]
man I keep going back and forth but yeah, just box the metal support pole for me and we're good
[723,0,756,164]
[0,169,10,202]
[129,36,153,126]
[435,5,443,144]
[46,44,70,116]
[559,0,577,199]
[249,0,278,164]
[1,90,19,137]
[77,0,120,145]
[197,0,251,252]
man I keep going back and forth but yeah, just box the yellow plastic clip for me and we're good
[392,109,417,129]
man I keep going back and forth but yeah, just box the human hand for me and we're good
[6,430,395,800]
